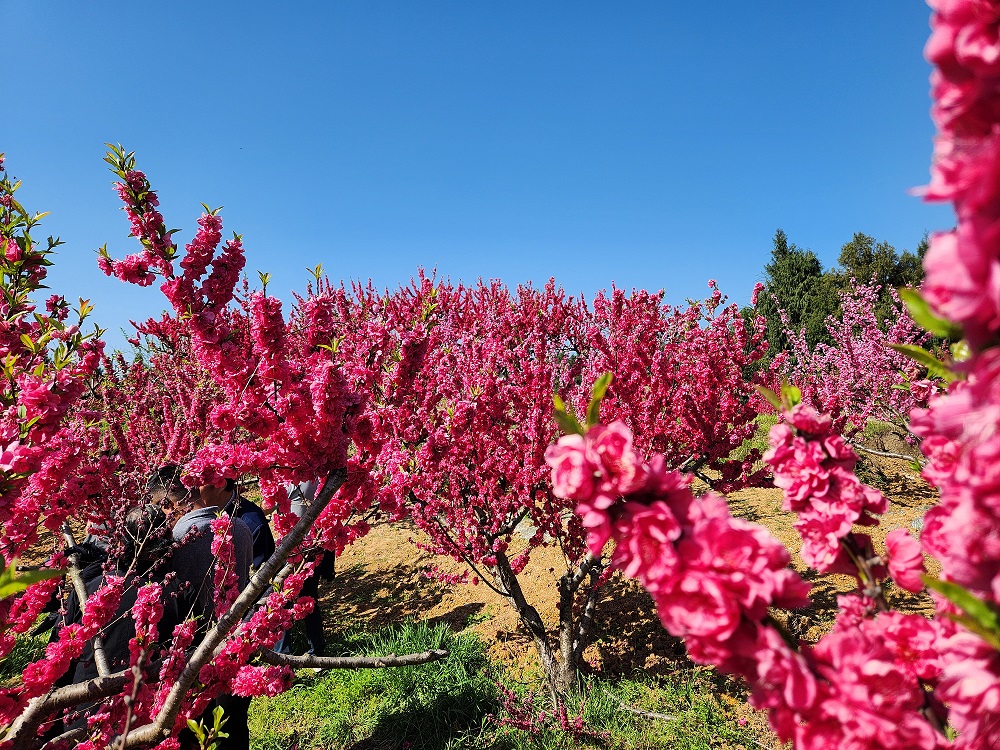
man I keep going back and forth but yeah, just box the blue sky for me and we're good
[5,1,952,348]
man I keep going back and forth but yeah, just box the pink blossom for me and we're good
[4,237,22,262]
[654,571,742,640]
[0,440,20,471]
[545,434,598,502]
[230,665,294,697]
[587,421,648,496]
[610,500,681,587]
[885,529,926,593]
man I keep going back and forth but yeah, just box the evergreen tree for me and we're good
[755,229,837,358]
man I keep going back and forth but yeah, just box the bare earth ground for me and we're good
[308,451,937,745]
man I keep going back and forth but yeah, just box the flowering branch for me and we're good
[60,522,111,678]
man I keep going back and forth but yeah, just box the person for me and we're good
[171,479,253,633]
[147,463,193,508]
[65,503,179,731]
[198,478,275,573]
[273,480,335,657]
[172,474,254,750]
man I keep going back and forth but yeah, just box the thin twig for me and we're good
[116,648,148,750]
[602,690,676,721]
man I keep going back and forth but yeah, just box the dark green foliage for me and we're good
[754,229,928,360]
[754,229,838,358]
[832,232,925,322]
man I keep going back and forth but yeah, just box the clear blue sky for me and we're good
[4,1,953,348]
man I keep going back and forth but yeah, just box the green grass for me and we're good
[492,670,759,750]
[0,626,48,688]
[730,412,778,462]
[250,620,765,750]
[576,672,759,750]
[249,621,500,750]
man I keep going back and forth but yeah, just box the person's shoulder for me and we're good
[172,507,214,540]
[229,495,266,518]
[232,515,253,541]
[242,496,267,516]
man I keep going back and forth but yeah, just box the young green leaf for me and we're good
[898,288,962,339]
[585,372,613,426]
[756,385,782,411]
[0,559,64,600]
[780,382,802,409]
[553,394,584,436]
[924,575,1000,650]
[889,344,957,383]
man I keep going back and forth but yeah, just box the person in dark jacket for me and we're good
[274,480,335,657]
[173,475,256,750]
[202,478,275,572]
[66,504,179,730]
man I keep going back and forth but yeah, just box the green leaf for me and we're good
[924,575,1000,650]
[755,385,781,411]
[780,382,801,409]
[0,559,64,600]
[553,394,584,436]
[898,288,962,339]
[585,372,613,426]
[889,343,957,383]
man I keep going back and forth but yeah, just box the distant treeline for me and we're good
[749,228,927,359]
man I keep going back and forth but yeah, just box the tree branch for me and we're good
[258,648,448,670]
[41,727,87,749]
[850,441,924,466]
[4,667,142,749]
[599,688,677,721]
[572,568,602,664]
[565,553,601,594]
[61,522,111,678]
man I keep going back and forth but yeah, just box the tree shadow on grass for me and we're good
[346,688,507,750]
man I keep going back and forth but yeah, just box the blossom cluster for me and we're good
[550,420,946,750]
[774,282,935,435]
[763,404,888,573]
[575,281,773,491]
[910,3,1000,745]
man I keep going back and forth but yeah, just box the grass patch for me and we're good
[250,620,767,750]
[493,670,762,750]
[249,620,499,750]
[862,419,896,440]
[730,412,778,462]
[0,627,47,689]
[579,672,762,750]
